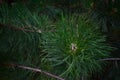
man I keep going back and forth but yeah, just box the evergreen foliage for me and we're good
[42,15,112,80]
[0,0,119,80]
[0,4,52,80]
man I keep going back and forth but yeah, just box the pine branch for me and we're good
[0,23,41,33]
[4,63,65,80]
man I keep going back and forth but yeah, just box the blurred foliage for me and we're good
[0,4,54,80]
[82,0,120,46]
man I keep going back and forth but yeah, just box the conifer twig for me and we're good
[0,23,41,33]
[9,64,64,80]
[99,58,120,61]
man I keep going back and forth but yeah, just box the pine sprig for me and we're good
[42,15,112,80]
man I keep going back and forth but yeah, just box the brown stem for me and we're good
[0,23,41,33]
[99,58,120,61]
[7,63,64,80]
